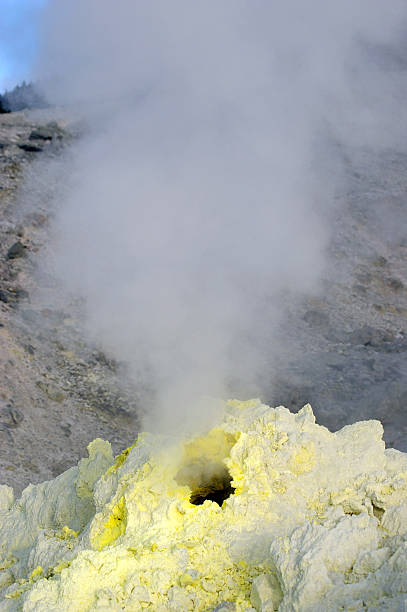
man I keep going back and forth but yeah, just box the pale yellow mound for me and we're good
[1,400,407,611]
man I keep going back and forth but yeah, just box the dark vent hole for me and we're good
[176,462,235,507]
[190,465,234,506]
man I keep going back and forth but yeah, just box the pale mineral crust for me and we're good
[1,400,407,611]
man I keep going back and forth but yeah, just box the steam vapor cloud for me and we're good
[35,1,407,431]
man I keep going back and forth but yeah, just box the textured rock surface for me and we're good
[265,146,407,450]
[0,110,139,494]
[1,400,407,611]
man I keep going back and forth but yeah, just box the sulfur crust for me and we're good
[1,400,407,610]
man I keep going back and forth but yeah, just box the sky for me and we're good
[0,0,46,91]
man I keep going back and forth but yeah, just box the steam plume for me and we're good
[34,1,407,431]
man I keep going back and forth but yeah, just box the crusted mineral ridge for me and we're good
[1,400,407,611]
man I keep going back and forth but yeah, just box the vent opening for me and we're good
[189,464,234,506]
[175,428,238,507]
[176,460,235,507]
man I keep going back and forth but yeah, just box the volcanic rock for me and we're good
[18,143,43,153]
[302,309,330,328]
[348,325,395,347]
[36,381,65,403]
[0,289,10,303]
[6,241,26,259]
[29,122,65,141]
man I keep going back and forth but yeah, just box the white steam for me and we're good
[34,1,407,431]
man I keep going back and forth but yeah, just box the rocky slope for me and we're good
[269,146,407,449]
[0,110,139,494]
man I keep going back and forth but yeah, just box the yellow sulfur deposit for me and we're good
[1,400,407,611]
